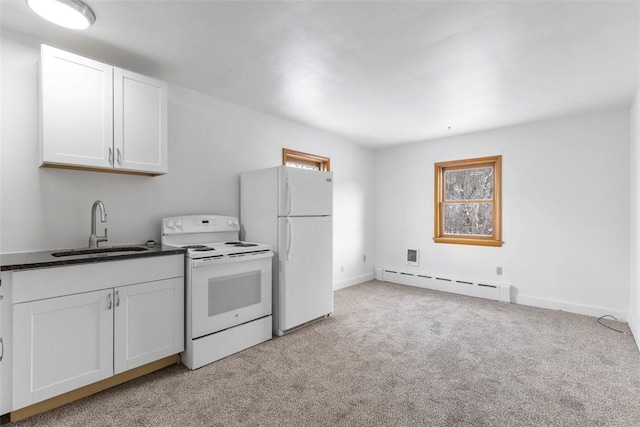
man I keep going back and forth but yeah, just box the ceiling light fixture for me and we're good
[26,0,96,30]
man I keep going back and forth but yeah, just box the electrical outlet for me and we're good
[340,265,344,273]
[496,266,503,276]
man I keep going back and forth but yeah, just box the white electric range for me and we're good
[161,215,273,369]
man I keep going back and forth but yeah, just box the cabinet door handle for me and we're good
[115,290,120,307]
[109,147,113,165]
[0,337,3,362]
[108,293,112,310]
[116,148,122,165]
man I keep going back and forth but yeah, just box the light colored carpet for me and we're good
[13,280,640,426]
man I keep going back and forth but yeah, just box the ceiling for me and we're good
[1,1,638,149]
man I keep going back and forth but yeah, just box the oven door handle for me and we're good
[192,251,273,267]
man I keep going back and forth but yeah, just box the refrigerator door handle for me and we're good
[286,176,292,216]
[286,217,293,261]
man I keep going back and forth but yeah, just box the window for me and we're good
[434,155,502,247]
[282,148,330,171]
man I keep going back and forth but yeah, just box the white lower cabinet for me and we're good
[9,255,184,411]
[114,279,183,374]
[0,279,8,416]
[13,290,114,408]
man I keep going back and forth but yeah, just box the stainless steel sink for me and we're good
[51,246,149,257]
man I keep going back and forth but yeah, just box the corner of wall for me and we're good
[629,310,640,352]
[629,65,640,352]
[334,272,375,290]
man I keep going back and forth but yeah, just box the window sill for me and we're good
[433,237,503,247]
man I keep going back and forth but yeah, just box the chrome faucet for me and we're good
[89,200,108,248]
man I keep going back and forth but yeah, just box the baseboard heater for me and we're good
[380,269,511,303]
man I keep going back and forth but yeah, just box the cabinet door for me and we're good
[40,45,113,169]
[12,290,113,410]
[114,278,183,374]
[0,277,5,415]
[113,68,168,174]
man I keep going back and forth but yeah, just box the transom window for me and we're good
[282,148,330,171]
[434,155,502,247]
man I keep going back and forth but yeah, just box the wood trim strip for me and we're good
[434,237,503,247]
[10,355,180,423]
[41,163,159,177]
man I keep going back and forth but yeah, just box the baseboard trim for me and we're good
[514,294,628,321]
[10,354,180,422]
[380,268,511,303]
[334,272,374,290]
[629,310,640,352]
[379,268,629,322]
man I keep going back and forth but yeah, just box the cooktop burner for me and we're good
[225,242,258,247]
[161,215,272,260]
[182,245,216,252]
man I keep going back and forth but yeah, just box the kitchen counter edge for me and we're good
[0,245,186,272]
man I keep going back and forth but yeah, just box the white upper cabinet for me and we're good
[40,46,114,169]
[114,69,168,174]
[40,45,168,175]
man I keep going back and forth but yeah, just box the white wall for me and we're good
[629,1,640,351]
[630,84,640,348]
[0,30,376,288]
[375,110,630,319]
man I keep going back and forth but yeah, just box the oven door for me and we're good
[190,251,273,339]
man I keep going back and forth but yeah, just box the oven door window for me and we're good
[209,270,261,316]
[190,255,272,338]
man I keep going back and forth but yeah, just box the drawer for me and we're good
[11,255,184,303]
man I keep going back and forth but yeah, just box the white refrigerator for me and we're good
[240,166,333,336]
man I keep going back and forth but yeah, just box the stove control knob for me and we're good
[175,219,183,229]
[227,218,234,226]
[233,218,239,227]
[166,219,174,229]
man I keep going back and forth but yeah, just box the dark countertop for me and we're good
[1,244,186,272]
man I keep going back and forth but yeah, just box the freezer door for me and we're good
[277,216,333,332]
[278,167,333,217]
